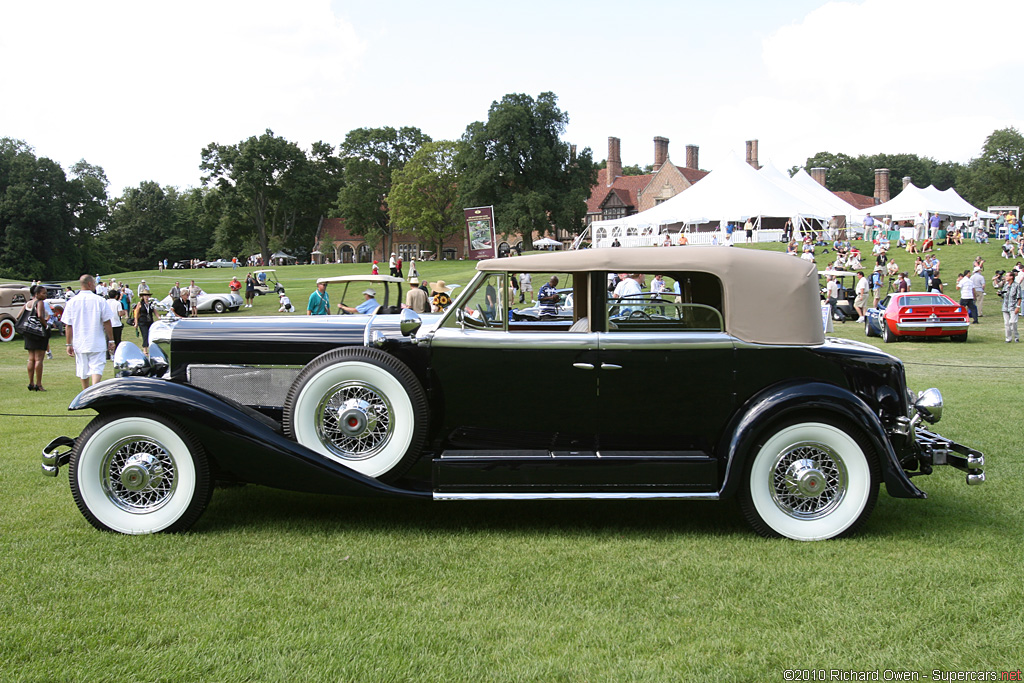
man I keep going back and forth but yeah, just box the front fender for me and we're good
[717,380,924,500]
[68,377,428,499]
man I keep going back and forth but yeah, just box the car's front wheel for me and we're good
[212,300,226,314]
[864,317,876,337]
[69,413,212,534]
[739,419,879,541]
[0,318,15,342]
[283,347,427,482]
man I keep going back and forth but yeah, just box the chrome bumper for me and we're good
[41,436,75,477]
[896,322,970,332]
[916,428,985,485]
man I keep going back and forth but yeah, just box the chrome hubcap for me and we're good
[101,437,176,513]
[770,442,847,519]
[316,381,393,460]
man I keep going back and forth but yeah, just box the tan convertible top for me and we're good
[478,247,824,345]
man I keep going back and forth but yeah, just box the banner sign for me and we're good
[465,206,497,260]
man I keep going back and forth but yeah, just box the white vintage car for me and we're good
[160,291,243,314]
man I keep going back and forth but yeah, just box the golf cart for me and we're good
[316,275,406,314]
[819,269,859,322]
[252,269,285,296]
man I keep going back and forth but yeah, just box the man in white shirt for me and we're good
[138,279,150,296]
[854,271,869,322]
[61,274,116,388]
[95,279,108,297]
[958,272,978,324]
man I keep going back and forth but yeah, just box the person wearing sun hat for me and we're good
[430,281,453,312]
[403,277,428,313]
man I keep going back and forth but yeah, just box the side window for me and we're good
[445,272,506,331]
[606,271,724,332]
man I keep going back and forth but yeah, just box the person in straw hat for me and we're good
[430,281,453,312]
[403,277,428,313]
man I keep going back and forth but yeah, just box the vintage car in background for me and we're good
[159,291,242,314]
[43,248,984,540]
[206,259,235,268]
[865,292,970,343]
[510,287,574,323]
[0,284,31,342]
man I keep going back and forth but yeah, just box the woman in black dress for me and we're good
[24,285,51,391]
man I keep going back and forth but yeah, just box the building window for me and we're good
[604,207,627,221]
[341,245,354,263]
[357,245,373,263]
[595,227,607,241]
[398,243,417,263]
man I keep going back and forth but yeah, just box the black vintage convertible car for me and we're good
[42,248,984,540]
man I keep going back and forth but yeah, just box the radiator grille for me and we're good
[187,365,300,407]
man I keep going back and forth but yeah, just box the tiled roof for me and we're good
[677,166,709,184]
[318,217,359,242]
[587,165,707,214]
[833,191,876,210]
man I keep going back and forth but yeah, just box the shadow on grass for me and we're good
[198,484,751,539]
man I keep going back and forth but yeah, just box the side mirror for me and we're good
[400,307,422,337]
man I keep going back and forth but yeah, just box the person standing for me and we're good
[744,218,754,244]
[408,258,419,280]
[23,284,52,391]
[133,291,159,356]
[169,281,181,303]
[396,255,403,279]
[971,267,986,318]
[518,272,532,304]
[853,271,868,322]
[388,253,398,277]
[61,274,116,389]
[1001,270,1021,343]
[244,273,256,308]
[537,276,561,316]
[307,281,330,315]
[137,279,149,296]
[403,277,428,313]
[106,290,126,356]
[188,280,201,317]
[929,213,941,241]
[957,271,978,324]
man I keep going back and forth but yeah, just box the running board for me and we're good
[434,491,720,501]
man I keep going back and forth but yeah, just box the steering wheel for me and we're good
[627,309,652,320]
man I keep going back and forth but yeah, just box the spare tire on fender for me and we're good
[283,347,428,483]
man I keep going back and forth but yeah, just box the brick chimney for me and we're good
[903,176,912,190]
[745,139,760,169]
[653,136,669,172]
[685,144,699,170]
[810,167,827,186]
[606,137,621,187]
[874,168,891,204]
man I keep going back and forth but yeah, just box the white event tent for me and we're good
[589,152,831,247]
[759,162,861,226]
[852,183,994,223]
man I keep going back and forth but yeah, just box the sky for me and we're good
[2,0,1022,195]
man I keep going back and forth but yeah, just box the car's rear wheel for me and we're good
[283,347,427,482]
[951,331,968,343]
[0,318,15,342]
[69,413,212,534]
[212,300,226,314]
[739,419,879,541]
[882,320,896,343]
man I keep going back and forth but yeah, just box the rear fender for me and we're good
[717,381,924,500]
[68,377,427,499]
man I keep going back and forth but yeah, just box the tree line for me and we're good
[3,92,1024,281]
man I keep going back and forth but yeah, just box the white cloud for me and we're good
[0,0,366,191]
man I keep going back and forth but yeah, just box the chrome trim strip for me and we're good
[599,332,735,350]
[430,328,599,350]
[433,491,720,501]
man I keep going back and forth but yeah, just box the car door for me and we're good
[426,272,601,451]
[595,271,736,454]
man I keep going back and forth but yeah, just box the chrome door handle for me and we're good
[600,363,622,370]
[573,363,595,370]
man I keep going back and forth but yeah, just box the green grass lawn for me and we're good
[1,243,1022,681]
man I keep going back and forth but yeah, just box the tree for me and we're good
[960,127,1024,208]
[201,130,311,266]
[456,92,596,250]
[101,181,179,271]
[389,141,464,256]
[334,127,430,255]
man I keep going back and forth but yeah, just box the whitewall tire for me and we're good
[69,413,212,534]
[284,348,427,482]
[740,420,878,541]
[0,318,15,342]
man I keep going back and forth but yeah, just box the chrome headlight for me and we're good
[113,342,149,376]
[914,388,943,424]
